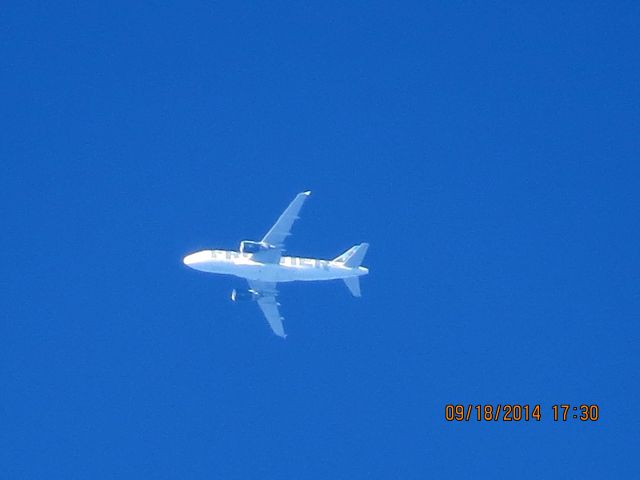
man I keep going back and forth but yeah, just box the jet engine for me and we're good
[230,288,259,302]
[239,240,274,254]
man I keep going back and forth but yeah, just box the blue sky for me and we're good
[2,1,639,478]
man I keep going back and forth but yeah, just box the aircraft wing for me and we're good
[255,191,311,264]
[248,280,286,338]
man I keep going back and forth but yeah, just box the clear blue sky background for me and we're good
[2,2,639,478]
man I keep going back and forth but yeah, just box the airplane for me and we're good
[182,191,369,338]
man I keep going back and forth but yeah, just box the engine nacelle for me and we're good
[230,288,259,302]
[239,240,273,255]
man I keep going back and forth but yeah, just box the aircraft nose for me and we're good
[183,251,210,268]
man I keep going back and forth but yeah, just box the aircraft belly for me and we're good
[229,262,359,282]
[240,265,319,282]
[195,261,227,274]
[236,264,284,282]
[281,265,350,281]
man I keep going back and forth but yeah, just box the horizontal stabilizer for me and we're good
[342,276,361,297]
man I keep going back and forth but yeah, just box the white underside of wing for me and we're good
[255,191,311,264]
[256,296,286,338]
[248,280,286,338]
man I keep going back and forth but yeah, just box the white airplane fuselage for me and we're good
[183,249,369,283]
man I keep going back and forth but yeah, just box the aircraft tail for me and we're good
[333,243,369,268]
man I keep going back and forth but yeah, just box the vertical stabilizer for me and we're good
[342,276,361,297]
[333,243,369,268]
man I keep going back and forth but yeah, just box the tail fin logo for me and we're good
[333,243,369,268]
